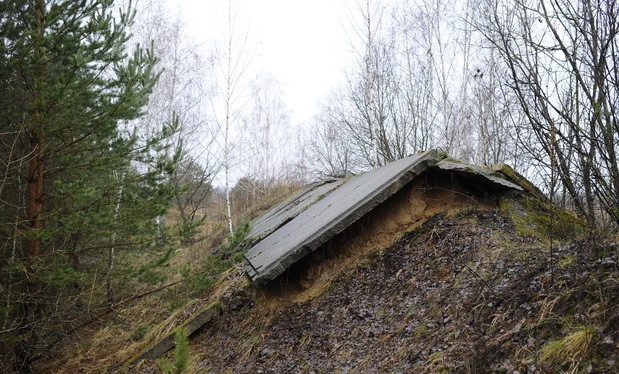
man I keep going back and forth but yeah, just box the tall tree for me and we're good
[212,0,254,236]
[243,75,291,186]
[343,0,387,167]
[317,0,488,172]
[130,0,218,245]
[476,0,619,226]
[0,0,177,371]
[309,91,364,177]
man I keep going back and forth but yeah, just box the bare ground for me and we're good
[155,207,619,373]
[37,176,619,374]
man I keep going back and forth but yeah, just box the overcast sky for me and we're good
[170,0,356,125]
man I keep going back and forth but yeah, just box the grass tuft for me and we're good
[539,325,596,368]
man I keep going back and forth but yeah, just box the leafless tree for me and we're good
[308,91,364,178]
[469,51,513,165]
[242,75,291,187]
[341,0,387,167]
[476,0,619,226]
[211,0,255,236]
[129,0,219,244]
[320,0,490,171]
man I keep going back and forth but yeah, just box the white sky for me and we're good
[170,0,355,125]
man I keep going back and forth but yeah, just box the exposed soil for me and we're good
[263,169,500,302]
[39,170,619,374]
[181,208,618,373]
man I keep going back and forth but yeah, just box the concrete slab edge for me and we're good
[243,179,346,247]
[125,301,222,367]
[250,151,443,285]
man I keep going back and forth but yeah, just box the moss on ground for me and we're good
[501,192,587,240]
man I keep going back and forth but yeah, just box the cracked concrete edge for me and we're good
[247,150,443,285]
[125,302,222,367]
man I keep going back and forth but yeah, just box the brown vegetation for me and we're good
[40,169,619,373]
[182,207,618,373]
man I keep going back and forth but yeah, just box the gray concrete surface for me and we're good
[244,149,443,285]
[436,159,524,191]
[243,178,346,247]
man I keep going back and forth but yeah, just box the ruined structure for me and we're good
[243,149,540,285]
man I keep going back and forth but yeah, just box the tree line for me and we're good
[310,0,618,229]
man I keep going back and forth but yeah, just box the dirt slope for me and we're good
[146,205,618,373]
[39,172,617,373]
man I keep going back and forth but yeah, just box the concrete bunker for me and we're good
[242,150,539,290]
[127,150,545,366]
[275,167,505,293]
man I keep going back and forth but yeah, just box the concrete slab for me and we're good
[436,159,524,191]
[244,149,443,285]
[491,164,547,200]
[127,303,221,365]
[243,178,346,247]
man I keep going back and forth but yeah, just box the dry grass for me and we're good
[35,175,619,373]
[539,326,597,370]
[34,182,302,373]
[181,193,617,372]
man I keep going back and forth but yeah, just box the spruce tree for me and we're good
[0,0,179,372]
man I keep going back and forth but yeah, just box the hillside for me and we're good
[149,210,612,373]
[111,185,617,373]
[34,164,619,374]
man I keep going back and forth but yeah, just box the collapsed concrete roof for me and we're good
[243,149,540,285]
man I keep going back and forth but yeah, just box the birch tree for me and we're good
[318,0,485,171]
[131,0,218,244]
[212,0,254,236]
[243,76,291,187]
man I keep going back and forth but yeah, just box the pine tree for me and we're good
[0,1,179,371]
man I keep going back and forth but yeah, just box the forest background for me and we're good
[1,0,617,372]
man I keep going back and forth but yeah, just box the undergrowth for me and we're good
[35,183,619,373]
[157,326,191,373]
[179,221,251,298]
[34,182,298,374]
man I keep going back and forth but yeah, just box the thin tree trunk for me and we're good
[224,0,235,237]
[107,172,124,306]
[25,133,44,258]
[18,2,47,363]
